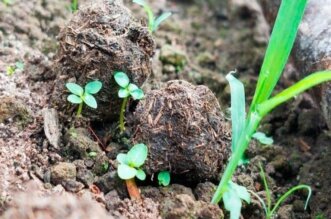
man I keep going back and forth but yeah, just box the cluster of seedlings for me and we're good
[46,0,331,218]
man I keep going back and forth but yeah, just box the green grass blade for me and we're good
[153,12,172,31]
[257,71,331,117]
[269,185,312,217]
[226,72,246,152]
[250,0,307,111]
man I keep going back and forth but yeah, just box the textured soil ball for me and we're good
[50,0,155,121]
[131,80,231,181]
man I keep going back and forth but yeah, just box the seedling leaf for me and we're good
[118,88,130,98]
[85,80,102,94]
[136,169,146,180]
[67,94,82,104]
[252,132,274,145]
[223,181,250,219]
[66,83,84,96]
[131,89,144,100]
[127,143,148,167]
[153,12,172,31]
[118,164,137,180]
[128,83,139,92]
[84,94,97,108]
[226,72,246,152]
[15,61,24,71]
[114,72,130,88]
[158,171,170,186]
[250,0,308,111]
[117,153,128,165]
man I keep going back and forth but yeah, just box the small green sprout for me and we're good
[117,143,148,200]
[133,0,172,33]
[117,143,148,181]
[158,171,170,186]
[249,163,311,219]
[66,80,102,116]
[114,72,144,133]
[6,61,24,76]
[252,132,274,145]
[88,151,98,158]
[71,0,78,12]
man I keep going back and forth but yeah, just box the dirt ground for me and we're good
[0,0,330,218]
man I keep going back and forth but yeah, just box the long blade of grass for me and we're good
[250,0,307,111]
[269,185,312,217]
[257,71,331,117]
[226,72,246,152]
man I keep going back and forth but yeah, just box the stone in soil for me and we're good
[131,80,231,181]
[50,0,155,121]
[50,162,76,185]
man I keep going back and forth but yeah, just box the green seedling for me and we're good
[6,61,24,76]
[133,0,172,33]
[66,80,102,116]
[71,0,78,12]
[249,163,311,219]
[114,72,144,133]
[212,0,331,218]
[158,171,170,186]
[117,143,148,200]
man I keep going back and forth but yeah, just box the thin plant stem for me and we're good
[77,102,83,116]
[259,162,272,213]
[211,112,261,204]
[125,178,141,200]
[119,97,129,133]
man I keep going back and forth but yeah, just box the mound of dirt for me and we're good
[50,0,155,121]
[131,80,231,181]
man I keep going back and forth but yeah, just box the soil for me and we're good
[0,0,330,218]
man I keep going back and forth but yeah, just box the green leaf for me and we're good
[158,171,170,186]
[117,153,128,165]
[118,164,137,180]
[257,71,331,117]
[132,0,146,6]
[15,61,24,71]
[127,143,148,168]
[226,72,246,152]
[153,12,172,32]
[130,89,144,100]
[128,83,139,92]
[83,94,97,108]
[88,152,97,157]
[223,181,251,219]
[118,88,130,98]
[252,132,274,145]
[66,83,84,96]
[114,72,130,88]
[6,66,15,76]
[250,0,308,111]
[136,169,146,181]
[67,94,82,104]
[85,80,102,94]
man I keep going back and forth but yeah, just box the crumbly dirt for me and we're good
[1,0,331,218]
[131,80,231,181]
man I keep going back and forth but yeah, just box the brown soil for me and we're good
[0,0,330,218]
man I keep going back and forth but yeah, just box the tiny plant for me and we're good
[71,0,78,12]
[66,80,102,116]
[158,171,170,186]
[117,143,148,200]
[249,163,311,219]
[114,72,144,133]
[133,0,172,33]
[211,0,331,218]
[6,61,24,76]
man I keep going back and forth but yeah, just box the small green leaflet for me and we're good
[158,171,170,186]
[66,83,84,96]
[83,94,97,108]
[85,81,102,94]
[223,181,250,219]
[118,164,137,180]
[114,72,130,88]
[252,132,274,145]
[136,169,146,180]
[127,143,148,168]
[153,12,172,31]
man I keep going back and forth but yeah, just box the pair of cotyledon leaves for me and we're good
[116,143,148,181]
[66,81,102,109]
[114,72,144,100]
